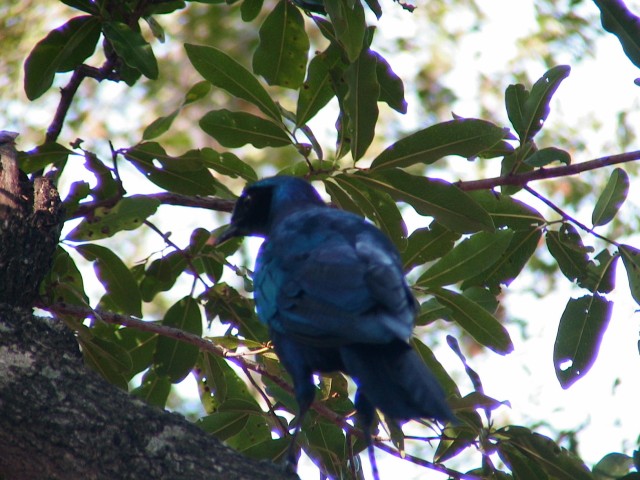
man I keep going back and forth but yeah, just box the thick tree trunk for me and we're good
[0,308,294,480]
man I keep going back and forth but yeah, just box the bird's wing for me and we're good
[254,209,415,346]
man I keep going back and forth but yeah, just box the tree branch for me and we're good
[456,150,640,191]
[46,62,118,145]
[66,192,234,220]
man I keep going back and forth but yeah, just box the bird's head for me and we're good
[217,176,325,243]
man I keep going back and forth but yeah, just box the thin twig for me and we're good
[523,186,617,245]
[241,364,290,438]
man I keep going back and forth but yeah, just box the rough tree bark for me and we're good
[0,308,295,480]
[0,133,295,480]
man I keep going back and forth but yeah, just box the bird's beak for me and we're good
[215,224,239,245]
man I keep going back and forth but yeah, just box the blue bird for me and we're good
[217,175,455,478]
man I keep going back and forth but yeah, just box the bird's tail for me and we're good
[341,341,455,424]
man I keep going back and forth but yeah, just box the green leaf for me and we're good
[241,438,290,462]
[430,287,514,354]
[370,118,510,170]
[75,244,142,317]
[324,174,407,250]
[374,50,407,114]
[463,286,500,314]
[78,333,132,390]
[594,0,640,70]
[60,0,99,14]
[197,410,253,441]
[83,152,121,201]
[417,230,513,287]
[411,338,460,398]
[253,0,309,89]
[61,181,91,219]
[241,0,264,21]
[619,244,640,305]
[463,228,542,293]
[296,45,344,127]
[498,426,594,480]
[592,167,629,227]
[546,225,591,283]
[142,110,179,140]
[103,21,159,79]
[363,0,382,18]
[200,109,291,148]
[200,400,269,451]
[417,297,450,326]
[504,83,529,138]
[185,43,281,120]
[304,413,349,479]
[225,415,272,452]
[357,169,495,233]
[204,284,269,342]
[40,246,89,306]
[144,16,165,42]
[344,48,379,160]
[324,0,366,63]
[524,146,571,167]
[131,370,172,407]
[140,252,187,302]
[498,443,550,480]
[593,453,634,480]
[579,249,618,294]
[154,296,202,382]
[454,391,507,413]
[125,142,224,195]
[506,65,570,142]
[435,422,481,464]
[198,353,261,407]
[67,195,160,241]
[142,0,186,15]
[200,149,258,181]
[466,190,545,230]
[113,327,158,375]
[24,16,101,100]
[402,223,460,271]
[184,81,212,105]
[553,294,613,388]
[18,142,73,174]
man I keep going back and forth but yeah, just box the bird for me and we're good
[217,175,455,479]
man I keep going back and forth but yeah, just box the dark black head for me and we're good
[217,176,325,243]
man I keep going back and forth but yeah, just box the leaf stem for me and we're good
[523,185,617,245]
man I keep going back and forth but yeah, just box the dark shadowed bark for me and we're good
[0,308,295,480]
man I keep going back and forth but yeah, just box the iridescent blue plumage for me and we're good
[218,175,455,477]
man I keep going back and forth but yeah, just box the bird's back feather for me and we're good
[254,207,415,346]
